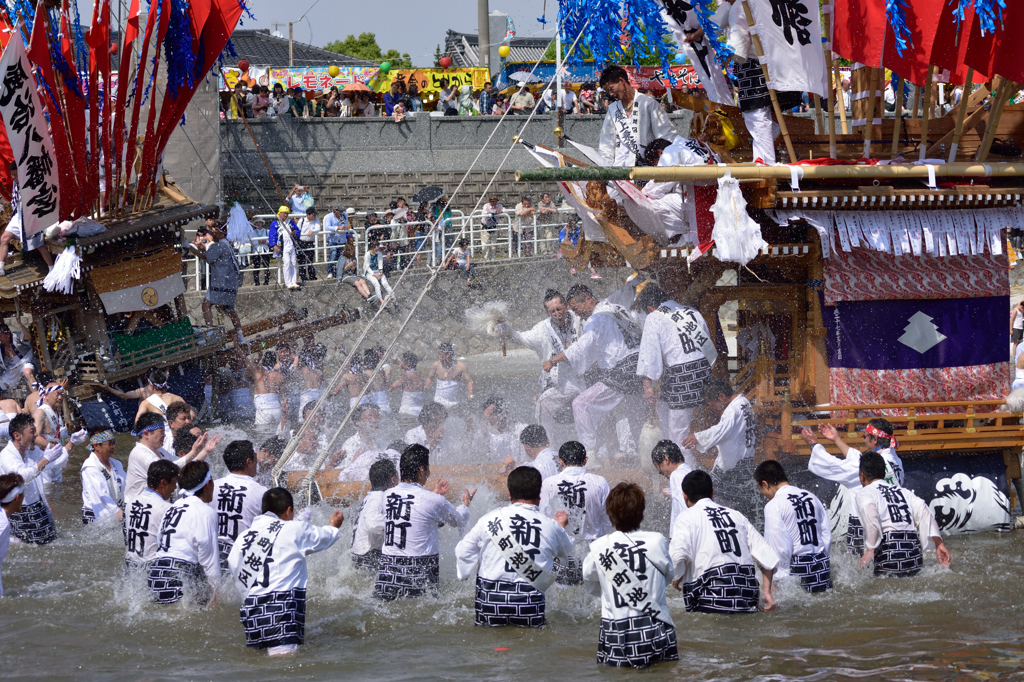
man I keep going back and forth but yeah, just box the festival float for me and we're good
[506,0,1024,534]
[0,0,358,426]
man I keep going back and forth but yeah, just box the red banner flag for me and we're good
[831,0,886,67]
[121,0,160,208]
[965,9,1023,84]
[28,4,80,220]
[111,0,139,209]
[136,0,171,198]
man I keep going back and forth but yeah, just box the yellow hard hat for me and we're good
[278,206,290,214]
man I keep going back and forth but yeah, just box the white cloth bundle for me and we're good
[710,173,767,267]
[226,203,255,243]
[465,301,509,338]
[637,415,664,463]
[43,244,81,295]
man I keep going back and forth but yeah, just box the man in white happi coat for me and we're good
[800,419,905,555]
[124,412,219,504]
[80,428,126,525]
[519,425,560,480]
[211,440,268,568]
[373,444,476,601]
[0,473,23,596]
[598,65,677,167]
[669,470,779,613]
[754,460,832,593]
[456,466,572,628]
[855,452,950,578]
[229,487,344,656]
[125,460,178,571]
[540,441,612,585]
[350,459,398,573]
[148,461,221,606]
[545,284,647,459]
[651,439,693,538]
[635,284,717,466]
[683,378,759,522]
[583,482,678,669]
[498,289,586,443]
[0,414,74,544]
[32,382,72,484]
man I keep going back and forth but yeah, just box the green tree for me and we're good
[433,44,442,67]
[324,32,412,67]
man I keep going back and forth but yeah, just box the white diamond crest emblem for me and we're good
[897,311,947,354]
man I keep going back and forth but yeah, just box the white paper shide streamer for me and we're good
[465,301,509,337]
[43,243,81,294]
[710,173,767,267]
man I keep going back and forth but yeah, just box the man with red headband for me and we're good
[800,418,905,556]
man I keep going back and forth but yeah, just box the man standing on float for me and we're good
[598,65,677,167]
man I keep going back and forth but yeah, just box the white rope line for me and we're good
[274,20,591,493]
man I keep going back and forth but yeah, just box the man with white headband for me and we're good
[0,472,24,595]
[124,412,221,505]
[80,427,126,525]
[31,382,78,485]
[125,460,179,572]
[148,460,221,606]
[0,413,79,544]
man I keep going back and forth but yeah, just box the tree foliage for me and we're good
[433,44,442,67]
[324,32,412,67]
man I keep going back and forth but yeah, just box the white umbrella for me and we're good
[508,71,543,84]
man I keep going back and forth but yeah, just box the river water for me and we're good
[2,351,1023,680]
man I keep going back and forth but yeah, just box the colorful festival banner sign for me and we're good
[374,67,491,95]
[626,65,701,94]
[822,295,1008,370]
[0,36,59,238]
[495,61,701,93]
[220,66,380,91]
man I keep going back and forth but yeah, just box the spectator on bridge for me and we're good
[321,87,341,117]
[229,81,254,119]
[355,92,376,117]
[479,81,496,115]
[431,199,453,267]
[492,95,507,116]
[509,84,535,115]
[446,238,479,285]
[384,81,402,116]
[251,218,271,286]
[287,185,313,215]
[364,241,396,309]
[339,258,377,307]
[458,84,475,116]
[297,207,321,282]
[537,192,559,254]
[438,79,458,114]
[480,196,505,260]
[366,212,390,245]
[579,83,598,114]
[289,86,311,118]
[324,206,352,279]
[270,206,302,291]
[407,85,424,112]
[559,82,578,114]
[252,86,271,118]
[268,83,288,117]
[515,196,536,256]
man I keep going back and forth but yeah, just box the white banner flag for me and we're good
[746,0,828,97]
[0,36,59,240]
[657,0,734,106]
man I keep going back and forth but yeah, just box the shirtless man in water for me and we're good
[244,350,288,434]
[334,357,370,409]
[425,342,474,409]
[390,352,425,422]
[363,347,392,414]
[94,367,185,422]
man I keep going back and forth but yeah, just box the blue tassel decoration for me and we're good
[141,0,161,107]
[623,0,676,81]
[163,0,198,99]
[70,0,90,76]
[951,0,1006,36]
[886,0,913,57]
[687,0,733,67]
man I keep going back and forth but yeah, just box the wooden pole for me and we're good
[947,68,975,161]
[813,94,824,135]
[861,67,879,158]
[919,66,937,161]
[834,61,848,134]
[739,0,799,162]
[890,76,905,160]
[822,9,837,158]
[911,83,921,119]
[977,80,1017,162]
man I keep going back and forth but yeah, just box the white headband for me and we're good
[1,486,23,504]
[183,471,212,496]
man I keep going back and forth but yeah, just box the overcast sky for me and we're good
[242,0,558,66]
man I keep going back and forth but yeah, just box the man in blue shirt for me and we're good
[268,207,302,290]
[324,206,354,279]
[383,81,402,116]
[478,81,496,115]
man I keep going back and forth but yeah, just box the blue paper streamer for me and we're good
[886,0,913,57]
[687,0,733,68]
[163,0,197,99]
[623,0,676,82]
[950,0,1006,36]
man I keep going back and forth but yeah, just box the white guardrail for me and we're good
[181,207,581,291]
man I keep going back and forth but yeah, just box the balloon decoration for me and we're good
[379,61,391,74]
[439,55,452,68]
[498,45,510,59]
[328,64,340,77]
[238,59,250,73]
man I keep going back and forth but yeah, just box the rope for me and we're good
[272,21,591,496]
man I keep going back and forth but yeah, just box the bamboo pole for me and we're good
[834,60,848,134]
[976,80,1018,162]
[890,76,905,160]
[918,66,936,161]
[821,9,837,158]
[947,68,975,161]
[813,94,825,134]
[911,83,921,119]
[739,0,798,162]
[516,162,1024,183]
[861,67,879,158]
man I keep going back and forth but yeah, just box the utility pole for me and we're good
[478,0,489,73]
[288,22,294,67]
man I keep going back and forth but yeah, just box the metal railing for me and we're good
[181,207,580,291]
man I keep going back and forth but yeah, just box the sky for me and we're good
[242,0,558,67]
